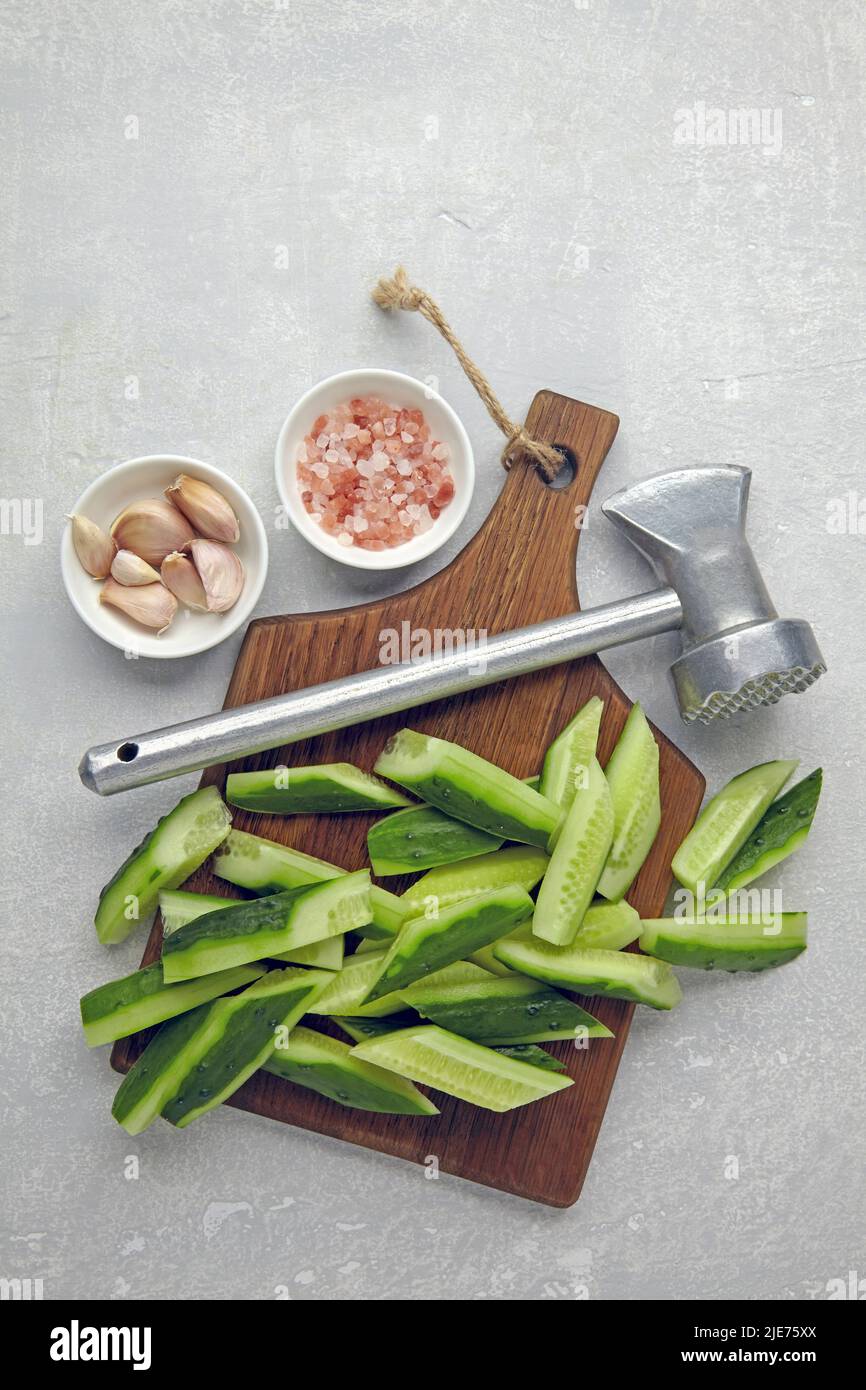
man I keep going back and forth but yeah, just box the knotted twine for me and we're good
[372,267,565,482]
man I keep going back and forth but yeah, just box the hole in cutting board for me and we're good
[543,446,577,489]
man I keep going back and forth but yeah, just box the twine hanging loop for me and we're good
[372,266,565,482]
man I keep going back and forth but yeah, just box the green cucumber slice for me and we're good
[494,938,683,1010]
[400,965,612,1045]
[80,961,266,1048]
[336,1014,417,1042]
[399,845,549,915]
[571,898,641,951]
[225,763,411,814]
[367,804,503,875]
[112,967,330,1133]
[596,703,660,901]
[307,950,408,1018]
[351,1025,573,1111]
[492,1044,567,1072]
[639,914,807,971]
[95,786,232,945]
[374,728,562,848]
[713,769,822,893]
[161,871,371,982]
[672,759,798,895]
[158,889,344,969]
[531,757,614,945]
[212,828,404,939]
[362,884,535,1003]
[263,1026,438,1115]
[539,697,604,812]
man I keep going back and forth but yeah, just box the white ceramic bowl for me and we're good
[61,455,269,659]
[274,369,475,570]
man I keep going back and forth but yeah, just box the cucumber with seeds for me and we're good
[367,804,503,875]
[94,786,232,945]
[596,703,660,901]
[80,961,266,1048]
[493,1044,567,1072]
[494,937,683,1010]
[639,913,807,972]
[362,885,535,1004]
[532,757,614,945]
[672,759,798,895]
[571,898,641,951]
[225,762,411,814]
[263,1026,439,1115]
[399,845,549,916]
[540,696,604,814]
[212,828,404,939]
[161,871,371,982]
[374,728,562,849]
[399,962,612,1045]
[352,1025,573,1112]
[159,889,344,970]
[112,967,330,1134]
[713,769,822,893]
[307,949,409,1018]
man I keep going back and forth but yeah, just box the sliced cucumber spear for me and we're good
[399,845,549,915]
[336,1014,417,1042]
[161,871,371,982]
[367,804,503,876]
[596,703,660,901]
[570,898,641,951]
[352,1025,573,1112]
[672,759,798,896]
[212,828,405,940]
[539,696,604,814]
[80,961,266,1048]
[306,949,409,1018]
[494,937,683,1010]
[639,914,807,972]
[225,763,411,815]
[263,1025,439,1115]
[493,1045,567,1072]
[713,769,822,893]
[373,728,562,849]
[362,884,535,1004]
[399,961,612,1045]
[112,967,331,1134]
[158,889,344,970]
[532,756,614,945]
[94,786,232,945]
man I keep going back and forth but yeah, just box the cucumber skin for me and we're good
[336,1014,418,1042]
[539,697,604,811]
[95,786,232,945]
[225,763,411,814]
[672,760,798,895]
[159,889,344,969]
[532,757,614,946]
[161,873,370,981]
[493,1045,567,1072]
[363,885,535,1003]
[112,1005,212,1134]
[80,960,265,1048]
[713,770,822,893]
[596,703,660,902]
[368,804,503,876]
[374,729,562,849]
[639,915,807,972]
[263,1027,438,1115]
[494,939,683,1010]
[402,977,613,1045]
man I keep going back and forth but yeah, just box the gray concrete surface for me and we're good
[1,0,863,1301]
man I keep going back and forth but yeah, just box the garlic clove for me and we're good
[68,514,116,579]
[166,474,240,544]
[110,549,161,586]
[161,550,209,611]
[187,538,245,613]
[110,498,195,567]
[100,577,178,634]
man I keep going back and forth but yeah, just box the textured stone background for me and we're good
[1,0,863,1300]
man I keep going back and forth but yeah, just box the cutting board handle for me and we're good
[463,391,620,624]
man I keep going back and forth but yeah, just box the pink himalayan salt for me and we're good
[296,395,456,549]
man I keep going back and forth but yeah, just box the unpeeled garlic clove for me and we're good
[187,538,245,613]
[166,473,240,544]
[161,550,209,611]
[100,577,178,634]
[110,498,195,567]
[68,514,116,579]
[110,549,161,586]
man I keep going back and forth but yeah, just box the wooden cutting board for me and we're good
[112,389,704,1207]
